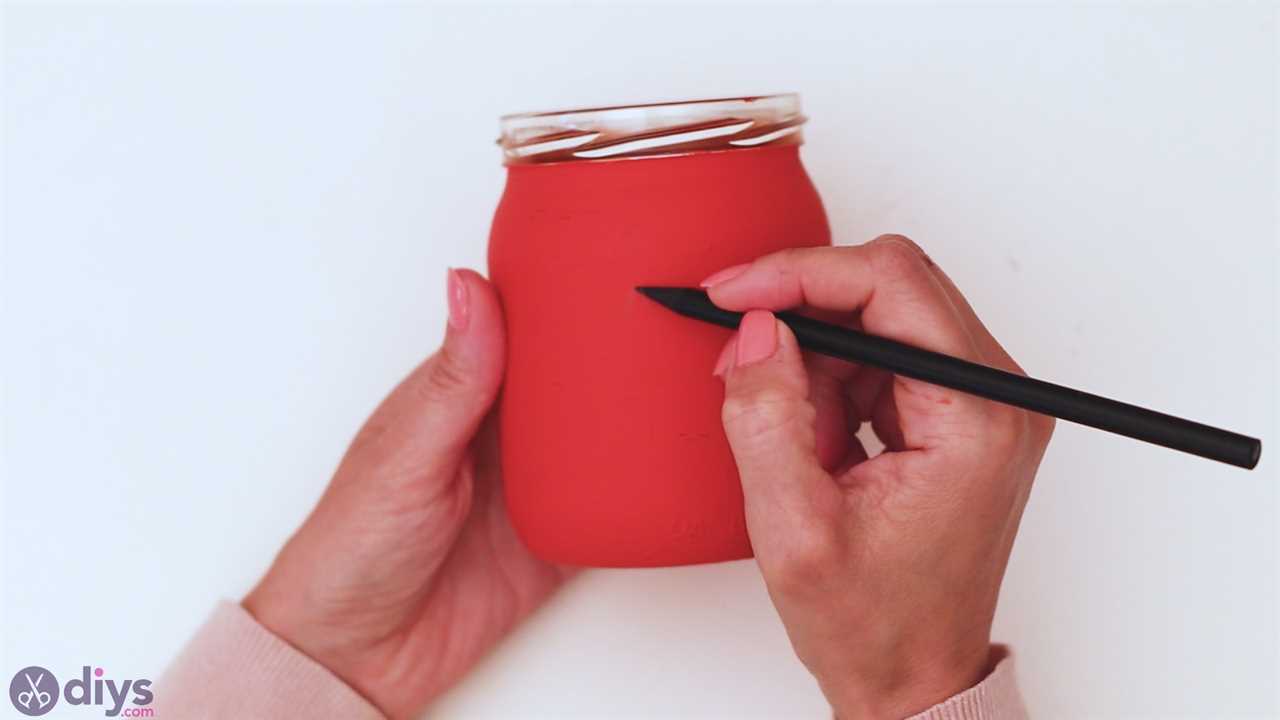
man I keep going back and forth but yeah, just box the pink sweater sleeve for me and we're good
[154,601,383,719]
[158,601,1026,719]
[908,649,1028,720]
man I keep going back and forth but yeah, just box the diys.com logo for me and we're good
[8,665,153,717]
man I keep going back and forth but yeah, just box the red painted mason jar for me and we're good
[488,95,830,567]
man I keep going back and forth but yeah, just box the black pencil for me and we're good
[637,286,1261,470]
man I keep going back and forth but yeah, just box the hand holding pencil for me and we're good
[681,235,1058,717]
[642,239,1260,469]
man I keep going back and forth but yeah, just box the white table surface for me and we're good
[3,4,1276,717]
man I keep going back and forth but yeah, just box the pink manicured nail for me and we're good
[712,337,737,377]
[699,263,750,288]
[447,268,469,331]
[735,310,777,367]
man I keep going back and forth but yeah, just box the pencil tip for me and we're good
[635,286,688,308]
[637,286,728,325]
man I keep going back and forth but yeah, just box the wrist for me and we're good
[242,577,346,676]
[242,569,398,716]
[818,643,993,719]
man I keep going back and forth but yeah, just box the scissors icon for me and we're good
[16,671,52,710]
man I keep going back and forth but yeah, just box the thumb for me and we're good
[346,268,505,479]
[720,311,838,548]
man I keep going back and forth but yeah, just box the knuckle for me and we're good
[874,234,935,266]
[871,236,931,278]
[1031,413,1057,446]
[722,387,814,445]
[981,404,1027,455]
[770,246,810,265]
[416,348,472,403]
[764,525,843,595]
[978,402,1054,458]
[985,399,1022,428]
[988,358,1054,447]
[758,247,809,279]
[348,414,392,456]
[872,232,917,249]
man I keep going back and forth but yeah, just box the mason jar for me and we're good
[489,94,830,567]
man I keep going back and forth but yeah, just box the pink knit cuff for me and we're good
[158,602,1024,719]
[154,601,384,719]
[907,648,1028,720]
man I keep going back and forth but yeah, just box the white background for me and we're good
[3,4,1276,718]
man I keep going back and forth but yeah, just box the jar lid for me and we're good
[498,94,805,165]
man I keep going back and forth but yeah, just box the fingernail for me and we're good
[712,337,737,377]
[699,263,750,288]
[447,268,469,331]
[735,310,777,367]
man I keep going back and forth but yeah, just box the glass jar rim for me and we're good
[498,93,805,165]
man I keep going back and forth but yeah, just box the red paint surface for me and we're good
[488,145,830,567]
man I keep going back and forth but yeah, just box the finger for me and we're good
[869,382,907,452]
[877,234,1023,374]
[719,333,853,472]
[342,268,505,487]
[711,335,737,378]
[705,238,995,452]
[704,237,981,362]
[921,260,1056,446]
[926,258,1024,373]
[886,238,1057,448]
[806,354,855,472]
[719,311,842,554]
[794,306,863,384]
